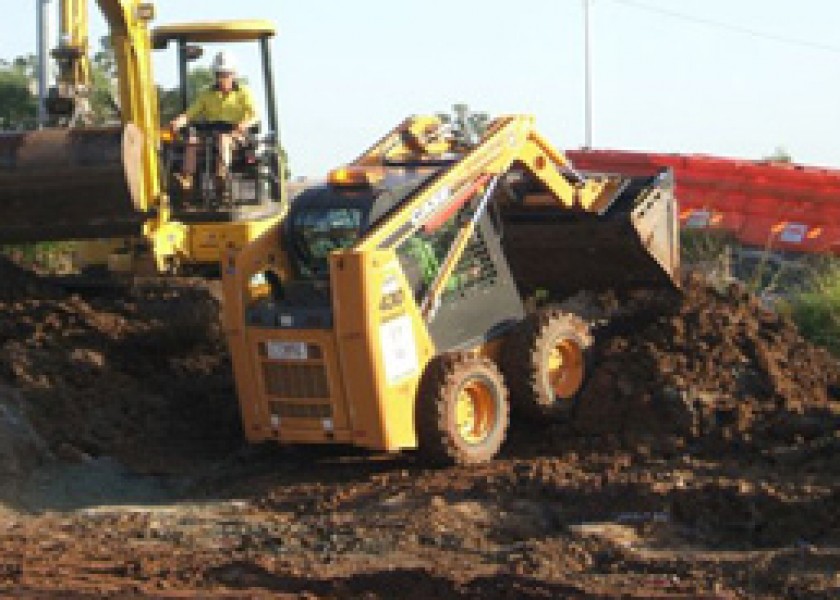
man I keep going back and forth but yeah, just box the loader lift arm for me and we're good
[225,113,678,329]
[355,115,624,252]
[350,115,634,316]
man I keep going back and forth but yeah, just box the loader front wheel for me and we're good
[503,309,593,421]
[416,354,509,465]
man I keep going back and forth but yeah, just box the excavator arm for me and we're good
[94,0,161,213]
[54,0,93,105]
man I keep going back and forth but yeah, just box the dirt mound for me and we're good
[0,263,839,598]
[574,274,840,449]
[0,256,64,302]
[0,267,239,474]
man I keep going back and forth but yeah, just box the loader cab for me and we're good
[260,163,525,352]
[152,21,285,222]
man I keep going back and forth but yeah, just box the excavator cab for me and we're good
[152,21,284,221]
[0,6,286,275]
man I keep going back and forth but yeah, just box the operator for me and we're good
[169,51,258,190]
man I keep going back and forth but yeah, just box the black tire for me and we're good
[502,308,593,421]
[416,353,510,465]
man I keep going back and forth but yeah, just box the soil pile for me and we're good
[0,258,239,472]
[574,274,840,449]
[0,261,839,598]
[0,256,63,302]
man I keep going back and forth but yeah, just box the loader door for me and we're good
[397,209,524,351]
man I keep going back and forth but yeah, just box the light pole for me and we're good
[36,0,53,128]
[583,0,593,149]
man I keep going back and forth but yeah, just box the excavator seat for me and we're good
[164,123,277,215]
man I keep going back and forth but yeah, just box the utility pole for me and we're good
[36,0,53,128]
[583,0,593,149]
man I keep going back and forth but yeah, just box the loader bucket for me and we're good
[500,170,680,296]
[0,127,146,244]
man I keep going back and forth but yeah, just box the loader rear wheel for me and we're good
[503,308,593,421]
[416,354,509,465]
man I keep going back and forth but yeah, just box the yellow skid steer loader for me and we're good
[223,114,679,464]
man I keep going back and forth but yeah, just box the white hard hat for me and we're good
[211,51,237,75]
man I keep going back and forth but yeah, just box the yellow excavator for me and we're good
[0,0,286,275]
[222,114,680,464]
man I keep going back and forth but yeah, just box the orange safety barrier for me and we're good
[568,149,840,255]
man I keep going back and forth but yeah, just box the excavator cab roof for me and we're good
[152,20,276,49]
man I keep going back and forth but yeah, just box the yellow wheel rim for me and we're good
[455,379,496,445]
[547,339,585,399]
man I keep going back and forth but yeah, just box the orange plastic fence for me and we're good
[568,149,840,255]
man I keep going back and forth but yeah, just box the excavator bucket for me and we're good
[501,170,680,296]
[0,126,145,244]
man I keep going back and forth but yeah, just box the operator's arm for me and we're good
[235,86,258,134]
[170,92,207,131]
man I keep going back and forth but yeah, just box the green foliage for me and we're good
[785,260,840,356]
[87,36,120,124]
[680,228,735,265]
[763,146,793,163]
[2,242,76,273]
[158,67,215,124]
[0,55,37,129]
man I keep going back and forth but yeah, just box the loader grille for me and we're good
[269,400,333,419]
[262,362,330,399]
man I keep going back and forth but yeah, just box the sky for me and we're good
[2,1,840,176]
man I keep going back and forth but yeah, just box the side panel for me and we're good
[331,250,436,451]
[426,212,525,351]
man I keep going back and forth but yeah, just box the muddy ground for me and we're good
[0,257,839,599]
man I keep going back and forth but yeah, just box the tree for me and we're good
[764,146,793,163]
[0,56,37,129]
[0,38,120,129]
[87,36,120,124]
[158,67,215,124]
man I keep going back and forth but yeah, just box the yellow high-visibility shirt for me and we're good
[185,84,257,124]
